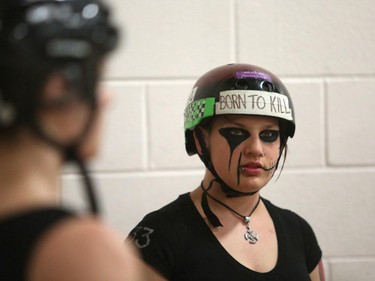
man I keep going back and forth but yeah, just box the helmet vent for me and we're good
[261,81,275,92]
[235,79,249,90]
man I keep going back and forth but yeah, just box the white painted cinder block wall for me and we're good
[62,1,375,280]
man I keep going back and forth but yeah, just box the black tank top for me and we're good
[0,208,74,281]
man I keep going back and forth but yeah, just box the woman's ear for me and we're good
[77,87,112,160]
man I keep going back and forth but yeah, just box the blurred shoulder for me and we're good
[28,216,143,281]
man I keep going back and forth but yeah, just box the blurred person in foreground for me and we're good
[128,63,325,281]
[0,0,143,280]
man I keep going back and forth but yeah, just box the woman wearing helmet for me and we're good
[0,1,143,280]
[129,63,324,281]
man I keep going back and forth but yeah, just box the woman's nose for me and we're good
[244,135,265,158]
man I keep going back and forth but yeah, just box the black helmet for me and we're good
[184,63,295,156]
[0,0,119,130]
[0,0,118,58]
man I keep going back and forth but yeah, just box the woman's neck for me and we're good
[193,174,261,219]
[0,131,63,217]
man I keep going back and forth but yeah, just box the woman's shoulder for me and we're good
[128,193,196,249]
[28,216,142,281]
[262,197,317,239]
[142,193,193,222]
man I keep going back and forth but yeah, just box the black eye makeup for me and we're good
[259,130,279,143]
[219,127,279,144]
[219,127,250,171]
[219,127,250,146]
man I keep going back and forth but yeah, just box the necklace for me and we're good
[200,181,261,244]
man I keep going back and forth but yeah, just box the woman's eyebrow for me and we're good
[262,124,279,129]
[221,121,278,129]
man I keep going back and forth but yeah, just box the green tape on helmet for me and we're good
[184,97,215,130]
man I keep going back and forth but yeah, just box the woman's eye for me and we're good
[229,128,247,136]
[219,127,250,139]
[259,130,279,142]
[221,127,249,137]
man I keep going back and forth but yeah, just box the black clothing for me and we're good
[129,193,322,281]
[0,208,74,281]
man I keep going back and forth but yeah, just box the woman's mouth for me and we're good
[239,162,264,176]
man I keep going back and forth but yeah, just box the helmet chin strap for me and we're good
[66,147,100,215]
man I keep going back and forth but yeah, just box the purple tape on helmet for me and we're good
[235,70,272,82]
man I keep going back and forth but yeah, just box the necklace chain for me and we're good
[200,181,261,244]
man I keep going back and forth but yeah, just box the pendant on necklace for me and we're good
[244,216,259,244]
